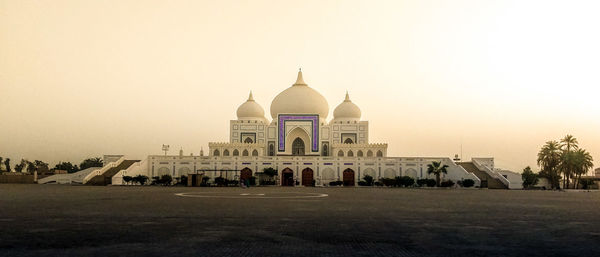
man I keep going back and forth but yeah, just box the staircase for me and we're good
[84,160,139,186]
[458,162,507,189]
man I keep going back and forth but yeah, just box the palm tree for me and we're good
[573,149,594,189]
[560,135,579,152]
[537,141,562,189]
[427,161,449,187]
[560,135,579,188]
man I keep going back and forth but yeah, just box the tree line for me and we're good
[0,156,104,174]
[530,135,595,189]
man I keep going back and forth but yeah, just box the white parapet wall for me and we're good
[112,158,148,185]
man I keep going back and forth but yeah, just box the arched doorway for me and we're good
[302,168,314,186]
[343,169,355,186]
[240,167,252,183]
[281,168,294,186]
[292,138,305,156]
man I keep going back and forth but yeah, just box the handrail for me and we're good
[112,159,146,185]
[472,159,510,188]
[82,156,126,184]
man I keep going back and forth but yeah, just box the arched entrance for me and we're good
[292,138,305,156]
[240,167,252,182]
[301,168,314,186]
[343,169,355,186]
[281,168,294,186]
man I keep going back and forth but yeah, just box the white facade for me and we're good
[112,70,522,187]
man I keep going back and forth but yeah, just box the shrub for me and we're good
[358,181,369,186]
[329,180,343,186]
[440,180,455,187]
[123,176,133,185]
[374,181,383,187]
[416,179,428,187]
[260,180,276,185]
[521,166,539,188]
[580,178,595,189]
[133,175,149,185]
[380,178,396,187]
[263,167,277,177]
[363,175,374,186]
[214,176,226,186]
[178,175,188,186]
[398,176,415,187]
[426,179,437,187]
[201,176,210,186]
[462,179,475,188]
[159,174,173,186]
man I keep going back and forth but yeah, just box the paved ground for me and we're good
[1,185,600,257]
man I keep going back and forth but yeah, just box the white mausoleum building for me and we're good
[107,70,518,188]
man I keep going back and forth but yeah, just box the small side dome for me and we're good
[237,91,266,121]
[333,92,361,121]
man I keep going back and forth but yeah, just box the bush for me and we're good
[397,176,415,187]
[426,179,437,187]
[263,168,277,178]
[362,175,374,186]
[358,181,369,186]
[374,181,383,187]
[380,178,396,187]
[132,175,149,185]
[440,180,455,187]
[580,178,595,189]
[178,175,188,186]
[329,180,343,186]
[260,180,276,185]
[462,179,475,188]
[201,176,210,186]
[214,176,226,186]
[416,179,429,187]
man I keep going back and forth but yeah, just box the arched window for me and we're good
[367,150,373,157]
[347,150,354,157]
[244,137,253,144]
[292,138,305,156]
[357,150,363,157]
[242,149,249,156]
[344,138,354,144]
[269,144,274,156]
[213,149,220,156]
[338,150,344,157]
[377,150,383,157]
[233,149,240,156]
[252,149,259,156]
[223,149,230,156]
[322,144,329,156]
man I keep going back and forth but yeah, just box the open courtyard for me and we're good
[1,185,600,257]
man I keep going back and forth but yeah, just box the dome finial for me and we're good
[294,69,307,86]
[248,91,254,101]
[344,91,351,102]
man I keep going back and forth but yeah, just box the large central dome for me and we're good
[270,70,329,120]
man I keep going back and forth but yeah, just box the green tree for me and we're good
[427,161,449,187]
[559,135,579,188]
[133,175,149,185]
[521,166,539,188]
[26,160,36,174]
[537,141,562,189]
[14,159,27,173]
[263,167,277,178]
[573,148,594,189]
[80,157,103,170]
[363,175,374,186]
[159,174,173,186]
[123,176,133,185]
[4,158,11,172]
[54,161,78,173]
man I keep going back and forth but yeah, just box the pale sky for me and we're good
[1,0,599,172]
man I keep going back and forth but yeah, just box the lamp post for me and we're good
[162,144,170,156]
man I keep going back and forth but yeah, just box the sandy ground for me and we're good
[1,184,599,257]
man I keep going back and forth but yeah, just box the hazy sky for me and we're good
[1,0,599,172]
